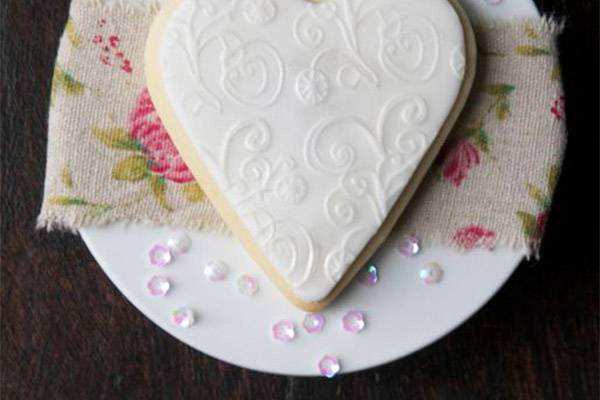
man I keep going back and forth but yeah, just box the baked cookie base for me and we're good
[146,0,477,311]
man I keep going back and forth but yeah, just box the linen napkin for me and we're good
[39,0,567,255]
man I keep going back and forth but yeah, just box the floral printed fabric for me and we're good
[40,2,226,233]
[396,18,566,255]
[38,0,567,256]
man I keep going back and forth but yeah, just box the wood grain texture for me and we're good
[1,0,598,399]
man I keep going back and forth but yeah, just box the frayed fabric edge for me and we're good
[474,15,566,35]
[36,211,233,237]
[412,232,539,260]
[38,211,539,259]
[84,0,163,14]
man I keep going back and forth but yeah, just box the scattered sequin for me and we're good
[303,313,326,334]
[358,264,379,286]
[148,244,172,267]
[146,276,171,297]
[167,233,191,256]
[272,320,295,342]
[172,307,195,328]
[237,274,258,296]
[318,355,341,378]
[420,262,444,285]
[398,235,421,256]
[204,260,229,282]
[342,311,366,334]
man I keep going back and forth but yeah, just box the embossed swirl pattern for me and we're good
[304,95,429,283]
[167,0,284,113]
[162,0,459,294]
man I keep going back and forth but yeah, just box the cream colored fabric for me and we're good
[39,0,566,255]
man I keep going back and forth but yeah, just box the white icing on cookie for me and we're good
[157,0,467,302]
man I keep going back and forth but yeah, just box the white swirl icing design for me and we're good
[158,0,468,301]
[303,95,430,280]
[325,189,356,227]
[219,33,284,108]
[296,68,329,105]
[324,228,370,284]
[377,10,440,83]
[293,0,381,103]
[164,0,283,114]
[217,120,309,207]
[242,0,277,25]
[273,174,309,204]
[244,211,317,288]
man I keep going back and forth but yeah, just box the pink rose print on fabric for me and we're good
[535,211,548,237]
[79,89,202,212]
[129,88,194,184]
[92,19,133,74]
[451,225,497,251]
[437,83,514,188]
[550,95,565,120]
[441,139,481,187]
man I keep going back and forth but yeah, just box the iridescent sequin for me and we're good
[148,244,172,267]
[167,233,191,255]
[237,274,258,296]
[398,235,421,256]
[146,276,171,297]
[419,262,444,285]
[272,320,295,342]
[172,307,195,328]
[318,355,341,378]
[342,311,366,334]
[303,313,326,334]
[204,260,229,282]
[358,264,378,286]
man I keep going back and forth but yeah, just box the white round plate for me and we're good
[81,0,539,377]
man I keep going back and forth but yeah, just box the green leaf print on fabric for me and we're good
[92,128,142,151]
[51,65,85,105]
[516,164,560,248]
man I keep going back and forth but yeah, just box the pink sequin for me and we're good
[318,355,341,378]
[148,244,172,267]
[342,311,366,334]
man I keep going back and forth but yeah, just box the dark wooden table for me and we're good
[2,1,598,398]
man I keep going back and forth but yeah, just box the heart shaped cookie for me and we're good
[146,0,476,310]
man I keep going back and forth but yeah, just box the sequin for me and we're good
[342,311,366,334]
[318,355,341,378]
[172,307,194,328]
[204,260,229,282]
[167,233,191,255]
[272,320,295,342]
[303,313,326,334]
[419,262,444,284]
[358,264,378,286]
[398,235,421,256]
[148,244,172,267]
[237,274,258,296]
[146,276,171,297]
